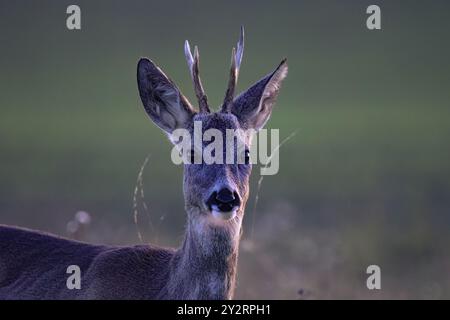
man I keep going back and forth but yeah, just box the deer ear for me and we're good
[137,58,196,133]
[231,59,288,130]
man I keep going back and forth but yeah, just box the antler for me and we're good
[184,40,210,113]
[221,26,244,113]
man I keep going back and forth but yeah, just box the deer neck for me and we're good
[167,213,242,300]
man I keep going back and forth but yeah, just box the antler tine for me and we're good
[222,47,237,113]
[184,40,194,75]
[222,26,245,113]
[184,40,210,113]
[236,25,244,71]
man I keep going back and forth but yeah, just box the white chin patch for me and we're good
[211,207,237,221]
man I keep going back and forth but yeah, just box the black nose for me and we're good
[207,188,241,212]
[216,188,235,203]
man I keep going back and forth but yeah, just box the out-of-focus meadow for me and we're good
[1,1,449,299]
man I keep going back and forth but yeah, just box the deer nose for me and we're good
[216,188,235,204]
[207,188,241,213]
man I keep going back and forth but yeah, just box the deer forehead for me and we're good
[192,112,241,132]
[187,112,250,149]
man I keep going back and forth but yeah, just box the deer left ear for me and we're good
[137,58,196,134]
[231,59,288,130]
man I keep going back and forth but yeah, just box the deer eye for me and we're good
[179,149,197,164]
[244,149,250,165]
[188,149,203,164]
[189,149,196,164]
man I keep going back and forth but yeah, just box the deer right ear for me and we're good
[231,59,288,131]
[137,58,196,133]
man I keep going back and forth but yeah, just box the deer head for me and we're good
[137,27,287,230]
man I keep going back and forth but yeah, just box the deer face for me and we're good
[182,112,250,222]
[137,28,287,225]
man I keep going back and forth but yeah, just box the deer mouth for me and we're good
[205,190,241,221]
[210,205,238,221]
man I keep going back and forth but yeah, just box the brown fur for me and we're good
[0,36,287,299]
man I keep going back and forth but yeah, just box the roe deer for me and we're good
[0,27,288,299]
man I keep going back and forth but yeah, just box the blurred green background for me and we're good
[1,0,449,299]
